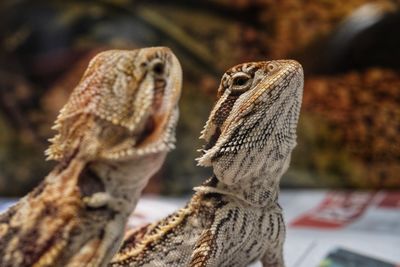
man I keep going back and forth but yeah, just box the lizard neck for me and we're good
[61,153,167,266]
[196,150,292,207]
[81,151,167,213]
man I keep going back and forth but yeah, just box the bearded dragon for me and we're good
[0,47,182,267]
[110,59,304,267]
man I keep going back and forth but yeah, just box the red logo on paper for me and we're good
[377,192,400,208]
[291,192,375,229]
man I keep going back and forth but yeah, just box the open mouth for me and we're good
[202,126,221,153]
[135,115,156,146]
[134,79,165,146]
[152,78,166,113]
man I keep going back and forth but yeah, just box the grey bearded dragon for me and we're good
[110,59,304,267]
[0,47,182,267]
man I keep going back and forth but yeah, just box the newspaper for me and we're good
[1,190,399,266]
[278,191,400,267]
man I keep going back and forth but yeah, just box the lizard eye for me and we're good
[233,76,248,86]
[231,72,252,94]
[150,59,165,75]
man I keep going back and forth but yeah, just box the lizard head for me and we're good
[198,60,303,185]
[46,47,182,161]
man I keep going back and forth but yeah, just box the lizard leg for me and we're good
[189,229,216,267]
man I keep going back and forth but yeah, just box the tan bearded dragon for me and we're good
[0,47,182,267]
[110,59,304,267]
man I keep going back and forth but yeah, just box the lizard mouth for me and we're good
[202,126,221,153]
[152,78,166,113]
[131,79,166,147]
[135,116,156,145]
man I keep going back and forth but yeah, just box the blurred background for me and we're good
[0,0,399,197]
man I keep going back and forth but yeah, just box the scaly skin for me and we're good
[110,60,304,267]
[0,47,182,267]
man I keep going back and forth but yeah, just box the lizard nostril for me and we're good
[152,62,165,75]
[267,63,276,71]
